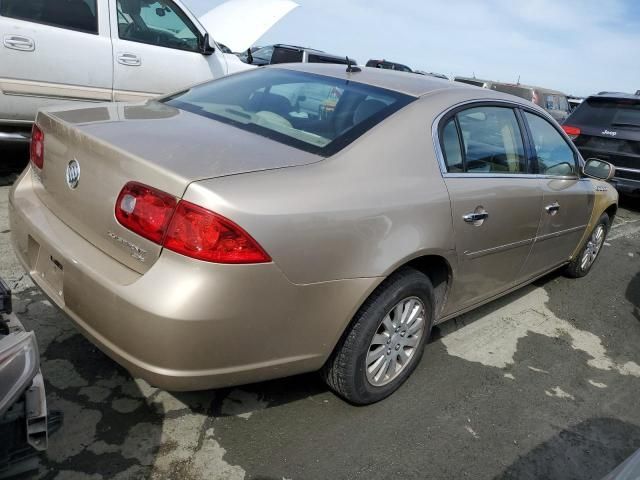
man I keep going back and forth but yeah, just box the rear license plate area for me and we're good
[31,239,65,305]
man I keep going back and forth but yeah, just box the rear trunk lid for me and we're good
[33,101,320,273]
[567,96,640,181]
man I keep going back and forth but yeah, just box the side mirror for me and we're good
[200,33,215,55]
[583,158,615,181]
[246,48,253,64]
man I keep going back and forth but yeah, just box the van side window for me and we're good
[523,111,577,176]
[0,0,98,34]
[117,0,200,53]
[271,47,304,64]
[558,96,570,113]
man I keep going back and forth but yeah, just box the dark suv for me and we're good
[563,93,640,195]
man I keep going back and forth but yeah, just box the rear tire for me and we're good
[565,213,610,278]
[322,268,434,405]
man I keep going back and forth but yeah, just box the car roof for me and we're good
[271,63,478,97]
[454,76,494,84]
[589,92,640,101]
[265,64,550,118]
[492,82,567,96]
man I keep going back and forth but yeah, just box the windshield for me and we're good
[164,68,415,156]
[568,97,640,128]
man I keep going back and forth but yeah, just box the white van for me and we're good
[0,0,297,142]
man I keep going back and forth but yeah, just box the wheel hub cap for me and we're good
[580,224,605,271]
[365,297,426,387]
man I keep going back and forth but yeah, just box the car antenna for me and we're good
[346,57,361,73]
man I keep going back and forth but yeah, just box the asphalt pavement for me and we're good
[1,154,639,480]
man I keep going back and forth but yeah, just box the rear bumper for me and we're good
[9,169,377,390]
[610,176,640,196]
[0,123,31,144]
[0,131,30,144]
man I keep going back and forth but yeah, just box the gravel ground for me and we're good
[1,157,640,480]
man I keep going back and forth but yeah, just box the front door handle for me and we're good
[117,53,141,66]
[545,202,560,215]
[463,211,489,224]
[3,35,35,52]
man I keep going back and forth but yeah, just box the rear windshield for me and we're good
[568,97,640,129]
[164,68,414,156]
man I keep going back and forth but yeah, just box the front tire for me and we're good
[322,268,434,405]
[565,213,610,278]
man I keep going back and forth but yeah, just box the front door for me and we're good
[439,105,543,312]
[110,0,225,101]
[520,111,594,278]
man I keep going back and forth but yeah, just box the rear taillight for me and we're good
[115,182,177,244]
[30,125,44,169]
[164,201,270,264]
[115,182,270,264]
[562,125,581,140]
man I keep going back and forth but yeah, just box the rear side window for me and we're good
[441,106,527,174]
[0,0,98,34]
[307,54,349,65]
[164,68,414,156]
[271,47,304,64]
[524,112,577,176]
[568,97,640,129]
[545,95,556,110]
[441,119,463,172]
[117,0,200,52]
[558,96,570,112]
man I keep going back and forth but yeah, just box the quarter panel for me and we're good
[185,99,456,285]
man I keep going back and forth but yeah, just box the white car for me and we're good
[0,0,297,143]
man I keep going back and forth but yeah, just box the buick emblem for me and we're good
[66,159,80,189]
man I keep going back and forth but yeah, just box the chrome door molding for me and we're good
[0,77,111,102]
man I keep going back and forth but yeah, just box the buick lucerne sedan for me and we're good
[9,64,617,404]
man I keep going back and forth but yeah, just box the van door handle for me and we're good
[545,202,560,215]
[463,211,489,224]
[117,53,141,66]
[3,35,35,52]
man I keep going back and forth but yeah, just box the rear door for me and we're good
[439,104,542,310]
[109,0,225,101]
[519,110,593,278]
[0,0,112,122]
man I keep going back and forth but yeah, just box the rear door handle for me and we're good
[3,35,35,52]
[117,53,141,66]
[463,211,489,224]
[545,202,560,215]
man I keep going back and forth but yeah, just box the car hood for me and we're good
[198,0,298,53]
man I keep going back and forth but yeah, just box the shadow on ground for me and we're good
[496,418,640,480]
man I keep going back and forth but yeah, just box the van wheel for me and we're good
[565,213,610,278]
[322,268,434,405]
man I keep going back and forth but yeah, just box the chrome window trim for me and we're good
[431,98,583,181]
